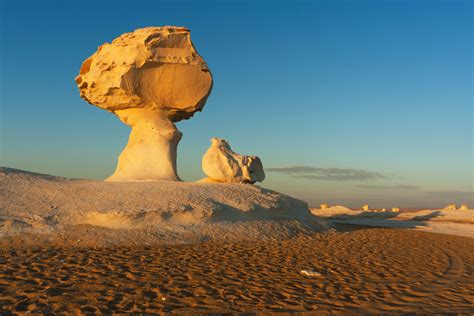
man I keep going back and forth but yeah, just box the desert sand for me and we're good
[1,167,474,313]
[311,205,474,238]
[1,229,473,314]
[0,167,328,245]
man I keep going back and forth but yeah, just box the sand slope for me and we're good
[0,167,329,245]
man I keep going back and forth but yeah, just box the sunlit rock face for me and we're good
[443,204,456,211]
[76,26,213,181]
[201,138,265,184]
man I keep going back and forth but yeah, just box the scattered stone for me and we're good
[300,270,322,277]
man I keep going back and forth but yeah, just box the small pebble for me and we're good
[300,270,322,277]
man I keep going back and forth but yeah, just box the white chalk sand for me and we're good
[311,205,474,238]
[0,167,329,245]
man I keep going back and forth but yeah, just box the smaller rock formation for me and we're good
[201,138,265,184]
[320,204,329,210]
[459,204,469,211]
[392,207,400,212]
[443,204,456,211]
[361,204,370,211]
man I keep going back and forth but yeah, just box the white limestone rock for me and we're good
[76,26,213,181]
[201,138,265,184]
[443,204,457,211]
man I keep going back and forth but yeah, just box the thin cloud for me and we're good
[356,184,421,190]
[266,166,387,181]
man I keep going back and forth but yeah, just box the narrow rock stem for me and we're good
[106,108,182,181]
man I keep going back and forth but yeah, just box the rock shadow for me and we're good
[327,210,444,230]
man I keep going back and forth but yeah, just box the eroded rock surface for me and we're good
[76,26,213,181]
[443,204,457,211]
[201,138,265,184]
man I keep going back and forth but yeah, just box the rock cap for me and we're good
[76,26,213,122]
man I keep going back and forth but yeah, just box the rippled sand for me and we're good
[1,228,473,314]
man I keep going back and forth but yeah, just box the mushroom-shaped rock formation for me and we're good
[76,26,213,181]
[201,138,265,184]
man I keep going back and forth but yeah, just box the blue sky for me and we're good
[0,0,472,208]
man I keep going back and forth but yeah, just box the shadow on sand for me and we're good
[324,210,443,230]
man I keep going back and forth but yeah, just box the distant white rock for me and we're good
[310,205,356,217]
[443,204,457,211]
[201,138,265,184]
[361,204,370,211]
[330,205,353,212]
[320,204,329,210]
[392,207,400,212]
[459,204,469,211]
[312,203,474,238]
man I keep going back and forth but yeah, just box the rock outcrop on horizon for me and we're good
[201,138,265,184]
[443,204,457,211]
[76,26,213,181]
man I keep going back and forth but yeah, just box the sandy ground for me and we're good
[311,206,474,238]
[1,168,473,313]
[0,167,328,243]
[1,228,473,314]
